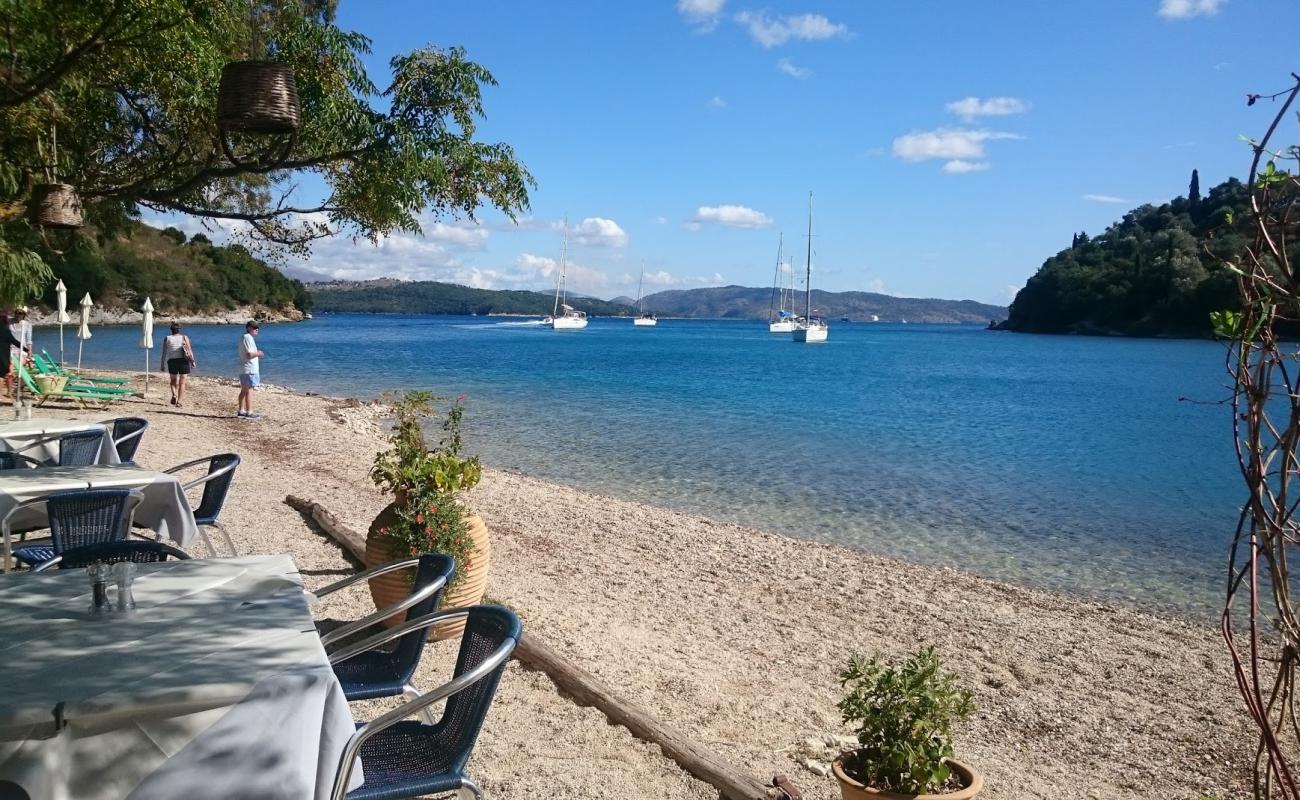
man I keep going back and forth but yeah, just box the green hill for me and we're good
[22,222,312,318]
[308,280,634,316]
[641,285,1003,323]
[1001,172,1257,337]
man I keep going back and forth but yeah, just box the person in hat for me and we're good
[0,310,23,400]
[6,306,31,398]
[236,320,264,419]
[161,321,196,407]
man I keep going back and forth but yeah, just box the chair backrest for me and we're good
[35,539,190,572]
[58,429,103,467]
[436,605,522,769]
[389,554,456,680]
[110,417,149,463]
[0,452,39,470]
[192,453,240,523]
[46,488,141,553]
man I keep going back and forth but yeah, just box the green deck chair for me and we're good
[14,362,122,410]
[36,351,131,385]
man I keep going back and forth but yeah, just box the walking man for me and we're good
[236,320,264,419]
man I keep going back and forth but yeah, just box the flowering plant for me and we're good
[370,390,481,589]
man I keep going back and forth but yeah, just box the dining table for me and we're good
[0,465,198,572]
[0,417,120,466]
[0,554,363,799]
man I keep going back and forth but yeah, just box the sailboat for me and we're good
[792,191,828,343]
[549,222,588,330]
[633,270,657,326]
[767,234,796,333]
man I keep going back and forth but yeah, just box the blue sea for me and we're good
[68,313,1238,618]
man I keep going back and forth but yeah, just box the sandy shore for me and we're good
[41,373,1251,799]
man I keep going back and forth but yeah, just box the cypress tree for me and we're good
[1189,169,1201,207]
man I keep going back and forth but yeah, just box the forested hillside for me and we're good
[1002,172,1257,336]
[642,285,1003,323]
[308,280,634,316]
[11,221,312,317]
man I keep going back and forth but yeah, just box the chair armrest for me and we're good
[112,427,146,447]
[163,456,220,475]
[2,497,47,573]
[30,555,62,572]
[329,608,519,800]
[318,568,449,649]
[175,460,238,492]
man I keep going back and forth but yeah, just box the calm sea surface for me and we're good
[67,313,1239,617]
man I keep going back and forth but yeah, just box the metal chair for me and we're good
[32,539,191,572]
[58,429,105,466]
[4,488,143,571]
[163,454,240,557]
[110,417,149,464]
[329,605,521,800]
[318,555,455,713]
[0,452,42,470]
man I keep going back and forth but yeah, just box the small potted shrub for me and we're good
[832,647,983,800]
[367,390,490,638]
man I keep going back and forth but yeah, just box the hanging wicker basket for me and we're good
[28,183,83,229]
[217,61,301,134]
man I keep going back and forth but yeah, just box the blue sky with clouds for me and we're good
[153,0,1295,305]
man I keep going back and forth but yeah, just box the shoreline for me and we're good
[53,371,1251,798]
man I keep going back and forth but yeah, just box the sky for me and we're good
[149,0,1298,306]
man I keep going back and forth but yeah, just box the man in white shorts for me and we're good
[236,320,264,419]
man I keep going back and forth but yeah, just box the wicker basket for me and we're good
[217,61,301,134]
[33,374,67,394]
[28,183,83,229]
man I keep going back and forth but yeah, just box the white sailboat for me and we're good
[767,233,797,333]
[633,270,657,326]
[549,223,588,330]
[792,191,828,343]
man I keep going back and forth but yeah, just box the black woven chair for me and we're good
[5,488,142,570]
[31,539,190,572]
[163,454,240,557]
[109,417,149,464]
[318,555,455,712]
[0,452,42,470]
[58,429,105,466]
[328,605,521,800]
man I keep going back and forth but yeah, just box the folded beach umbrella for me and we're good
[140,297,153,397]
[55,279,70,365]
[77,292,92,369]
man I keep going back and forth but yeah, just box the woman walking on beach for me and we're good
[0,311,23,400]
[161,322,196,407]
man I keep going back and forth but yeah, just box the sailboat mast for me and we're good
[768,233,784,321]
[554,219,568,316]
[804,192,813,320]
[637,270,645,314]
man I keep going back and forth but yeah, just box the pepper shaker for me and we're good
[87,562,112,616]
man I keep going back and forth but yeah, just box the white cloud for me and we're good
[678,0,726,32]
[866,279,886,293]
[691,204,773,229]
[776,58,812,79]
[1083,194,1128,204]
[516,252,608,293]
[653,216,668,225]
[892,128,1024,171]
[943,160,989,174]
[425,221,489,249]
[734,11,850,48]
[707,95,727,109]
[570,217,628,248]
[945,96,1030,121]
[1158,0,1225,18]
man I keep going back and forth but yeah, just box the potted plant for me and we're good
[366,390,489,638]
[832,647,983,800]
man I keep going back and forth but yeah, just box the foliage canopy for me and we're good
[0,0,532,304]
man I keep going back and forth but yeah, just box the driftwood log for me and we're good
[284,494,800,800]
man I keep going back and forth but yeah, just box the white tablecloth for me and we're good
[0,554,363,800]
[0,466,198,564]
[0,418,120,466]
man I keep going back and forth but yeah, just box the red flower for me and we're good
[409,545,419,555]
[430,506,438,514]
[465,559,472,568]
[415,513,425,524]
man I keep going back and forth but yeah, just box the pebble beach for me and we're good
[51,373,1252,799]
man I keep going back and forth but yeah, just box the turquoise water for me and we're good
[69,314,1238,617]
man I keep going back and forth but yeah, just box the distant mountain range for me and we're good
[307,279,1005,323]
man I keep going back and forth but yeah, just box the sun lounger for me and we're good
[14,363,121,410]
[35,352,131,385]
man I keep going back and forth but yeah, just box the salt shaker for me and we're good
[113,561,137,615]
[87,562,112,616]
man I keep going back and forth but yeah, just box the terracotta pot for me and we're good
[832,757,983,800]
[365,502,491,640]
